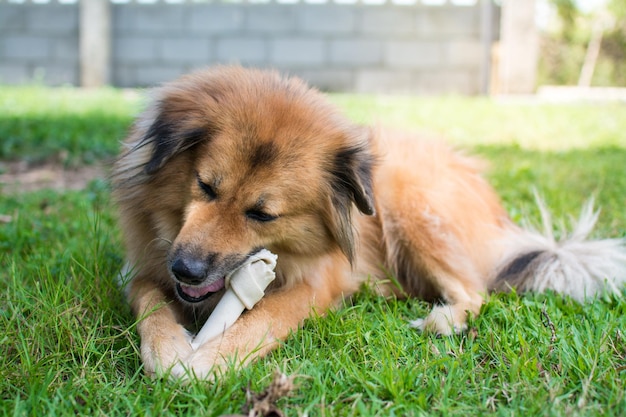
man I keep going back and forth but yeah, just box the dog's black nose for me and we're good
[170,257,208,285]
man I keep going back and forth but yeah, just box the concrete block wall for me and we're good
[0,0,500,95]
[0,2,79,85]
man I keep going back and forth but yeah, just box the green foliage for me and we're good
[550,0,579,40]
[540,0,626,87]
[539,36,587,86]
[1,89,625,415]
[609,0,626,19]
[600,25,626,86]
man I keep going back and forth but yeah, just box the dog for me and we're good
[112,66,626,379]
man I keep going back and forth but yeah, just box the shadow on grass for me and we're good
[0,113,133,166]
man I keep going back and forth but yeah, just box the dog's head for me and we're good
[117,67,375,304]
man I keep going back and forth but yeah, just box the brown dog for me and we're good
[112,66,626,379]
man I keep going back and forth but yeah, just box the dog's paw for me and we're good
[168,341,228,380]
[140,324,194,378]
[168,359,218,381]
[409,305,467,336]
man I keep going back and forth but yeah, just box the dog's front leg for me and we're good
[174,280,337,379]
[129,279,194,377]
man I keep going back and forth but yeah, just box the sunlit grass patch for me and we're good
[1,87,625,415]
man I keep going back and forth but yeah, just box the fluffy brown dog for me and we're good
[112,66,626,379]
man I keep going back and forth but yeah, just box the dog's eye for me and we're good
[197,176,217,200]
[246,209,278,223]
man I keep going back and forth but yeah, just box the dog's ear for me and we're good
[136,86,219,175]
[332,144,376,215]
[328,133,376,263]
[142,111,211,175]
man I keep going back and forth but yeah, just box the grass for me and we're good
[0,87,140,166]
[1,87,625,416]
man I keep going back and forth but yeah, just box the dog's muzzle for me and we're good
[175,280,225,303]
[170,256,225,303]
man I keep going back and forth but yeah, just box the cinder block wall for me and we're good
[0,2,79,85]
[0,0,499,95]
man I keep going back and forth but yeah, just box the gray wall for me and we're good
[0,0,500,94]
[0,2,79,86]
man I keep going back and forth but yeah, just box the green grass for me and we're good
[1,87,625,416]
[0,87,140,166]
[332,95,626,150]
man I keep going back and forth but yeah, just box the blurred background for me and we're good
[0,0,624,97]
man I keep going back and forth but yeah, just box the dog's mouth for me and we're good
[176,277,225,303]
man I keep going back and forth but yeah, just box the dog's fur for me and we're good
[112,66,626,379]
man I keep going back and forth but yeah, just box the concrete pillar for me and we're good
[498,0,538,94]
[80,0,111,87]
[480,0,495,95]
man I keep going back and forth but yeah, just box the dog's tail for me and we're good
[492,196,626,301]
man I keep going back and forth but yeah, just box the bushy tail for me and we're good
[492,196,626,302]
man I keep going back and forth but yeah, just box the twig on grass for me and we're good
[541,304,557,354]
[220,372,297,417]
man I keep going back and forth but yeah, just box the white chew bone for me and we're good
[190,249,277,350]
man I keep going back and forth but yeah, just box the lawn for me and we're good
[1,86,625,416]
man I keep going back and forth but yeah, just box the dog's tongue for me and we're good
[180,278,225,299]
